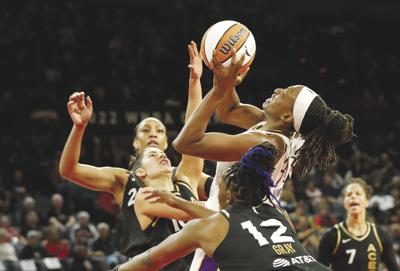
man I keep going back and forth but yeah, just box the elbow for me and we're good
[59,163,72,179]
[172,137,186,154]
[172,136,196,155]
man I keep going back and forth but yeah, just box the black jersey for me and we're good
[318,222,399,271]
[213,202,330,271]
[120,173,197,271]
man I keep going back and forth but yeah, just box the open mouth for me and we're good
[350,202,360,207]
[160,159,170,166]
[147,140,159,146]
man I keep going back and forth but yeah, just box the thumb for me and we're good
[236,67,250,85]
[86,96,93,111]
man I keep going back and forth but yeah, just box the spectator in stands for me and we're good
[0,227,19,261]
[70,211,99,245]
[19,230,47,259]
[70,243,94,271]
[20,210,43,237]
[43,224,69,260]
[47,193,75,232]
[92,222,120,268]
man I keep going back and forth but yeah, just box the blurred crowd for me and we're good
[0,0,399,270]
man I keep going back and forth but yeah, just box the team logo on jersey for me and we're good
[342,238,351,243]
[272,258,290,268]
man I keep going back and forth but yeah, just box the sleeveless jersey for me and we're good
[190,123,303,271]
[212,202,330,271]
[329,222,384,271]
[120,172,196,270]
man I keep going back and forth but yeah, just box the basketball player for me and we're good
[113,142,331,271]
[59,42,210,266]
[172,49,355,270]
[318,178,399,271]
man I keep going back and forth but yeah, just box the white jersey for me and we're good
[190,122,304,271]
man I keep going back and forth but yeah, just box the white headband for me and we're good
[293,86,318,133]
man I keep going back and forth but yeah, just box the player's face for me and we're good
[343,183,369,215]
[133,118,168,152]
[138,147,172,178]
[262,85,303,124]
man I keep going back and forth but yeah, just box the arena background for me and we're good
[0,0,399,270]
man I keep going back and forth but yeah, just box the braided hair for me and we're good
[294,96,355,178]
[223,142,278,206]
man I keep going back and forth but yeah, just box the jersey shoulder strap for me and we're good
[333,223,342,255]
[370,223,383,252]
[219,209,230,221]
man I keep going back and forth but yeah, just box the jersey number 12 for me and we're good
[241,219,295,246]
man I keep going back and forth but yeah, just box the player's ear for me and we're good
[226,191,234,205]
[135,168,146,179]
[281,112,293,126]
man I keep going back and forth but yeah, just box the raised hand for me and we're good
[188,41,203,80]
[67,91,93,128]
[211,48,249,92]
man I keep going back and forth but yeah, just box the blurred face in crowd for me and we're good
[262,85,302,130]
[25,211,39,226]
[135,147,172,181]
[51,194,64,209]
[133,118,168,152]
[97,223,110,239]
[48,226,60,242]
[343,183,369,216]
[77,212,90,226]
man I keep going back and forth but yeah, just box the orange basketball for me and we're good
[200,20,256,73]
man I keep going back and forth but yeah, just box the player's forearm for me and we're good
[185,78,202,122]
[172,197,216,218]
[173,87,223,154]
[118,250,159,271]
[215,87,240,122]
[59,125,85,177]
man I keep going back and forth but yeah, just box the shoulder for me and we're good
[243,130,285,157]
[103,166,130,185]
[372,223,393,246]
[320,224,340,242]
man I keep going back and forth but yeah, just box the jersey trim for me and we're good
[371,223,383,252]
[339,222,371,241]
[333,224,341,255]
[220,209,230,221]
[174,180,195,194]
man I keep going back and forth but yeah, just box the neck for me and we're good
[261,120,290,136]
[144,174,174,191]
[346,212,367,232]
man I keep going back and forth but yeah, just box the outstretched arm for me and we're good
[173,50,281,161]
[215,86,265,129]
[141,188,216,219]
[118,214,228,271]
[175,41,208,194]
[59,92,127,204]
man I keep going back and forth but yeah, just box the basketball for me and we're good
[200,20,256,73]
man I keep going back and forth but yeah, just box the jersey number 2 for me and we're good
[127,188,137,207]
[241,219,295,246]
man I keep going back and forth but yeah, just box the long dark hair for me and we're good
[294,96,355,178]
[223,142,277,206]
